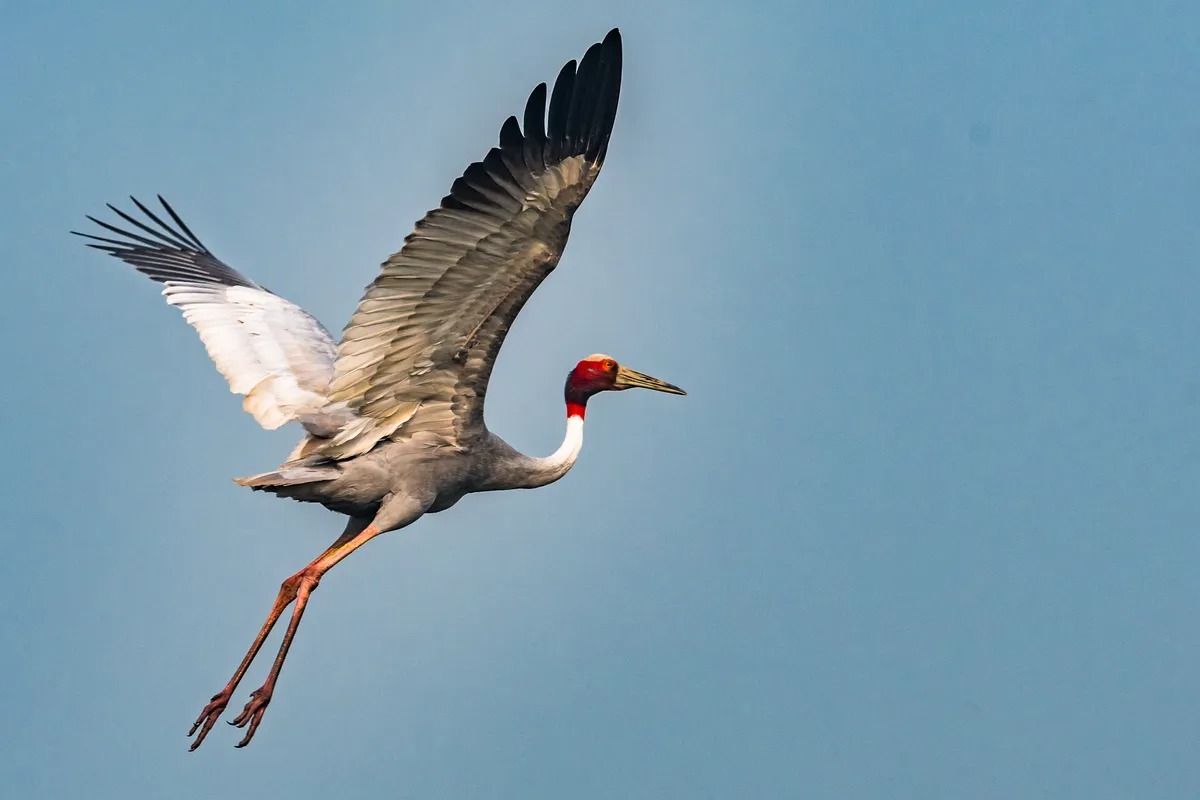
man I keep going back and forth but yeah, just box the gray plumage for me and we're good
[74,29,682,750]
[77,30,622,527]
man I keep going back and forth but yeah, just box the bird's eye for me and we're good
[604,360,615,371]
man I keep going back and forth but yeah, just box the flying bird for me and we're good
[75,28,684,750]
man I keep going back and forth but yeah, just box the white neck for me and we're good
[523,414,585,488]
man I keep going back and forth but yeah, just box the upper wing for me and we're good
[75,197,338,430]
[322,28,622,459]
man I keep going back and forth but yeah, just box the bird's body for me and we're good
[242,424,579,519]
[76,28,683,750]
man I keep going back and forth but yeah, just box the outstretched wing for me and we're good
[323,28,622,458]
[74,197,338,430]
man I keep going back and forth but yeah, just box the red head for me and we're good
[564,353,686,419]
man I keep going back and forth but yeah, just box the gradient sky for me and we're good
[3,1,1198,797]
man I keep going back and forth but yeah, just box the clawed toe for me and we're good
[185,684,275,750]
[229,686,273,748]
[187,691,232,751]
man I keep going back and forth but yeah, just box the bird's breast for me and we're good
[427,491,467,514]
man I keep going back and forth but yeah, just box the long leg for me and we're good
[187,516,371,751]
[225,519,386,747]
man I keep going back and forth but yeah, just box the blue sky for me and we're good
[2,1,1198,797]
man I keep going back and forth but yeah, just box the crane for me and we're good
[74,29,684,750]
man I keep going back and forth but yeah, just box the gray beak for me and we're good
[613,365,687,395]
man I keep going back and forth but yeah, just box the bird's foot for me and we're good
[187,689,233,751]
[229,685,274,748]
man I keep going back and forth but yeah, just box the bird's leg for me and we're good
[187,517,373,751]
[186,579,298,750]
[226,520,387,748]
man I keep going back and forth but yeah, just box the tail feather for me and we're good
[234,463,340,489]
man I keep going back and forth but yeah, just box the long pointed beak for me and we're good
[614,365,686,395]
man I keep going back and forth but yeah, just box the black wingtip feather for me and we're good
[545,30,621,167]
[545,59,577,165]
[439,31,623,215]
[522,82,548,172]
[77,197,255,289]
[157,195,209,252]
[587,33,622,162]
[104,200,192,251]
[499,116,523,150]
[130,195,204,251]
[565,42,604,152]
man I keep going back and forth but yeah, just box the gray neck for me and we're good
[487,415,585,490]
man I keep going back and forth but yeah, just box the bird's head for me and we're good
[564,354,685,418]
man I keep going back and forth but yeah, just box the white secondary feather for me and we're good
[161,282,337,429]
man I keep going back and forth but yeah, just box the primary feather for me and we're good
[324,28,622,458]
[76,28,622,464]
[71,30,671,753]
[73,196,338,431]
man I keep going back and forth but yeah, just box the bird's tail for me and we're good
[234,463,340,489]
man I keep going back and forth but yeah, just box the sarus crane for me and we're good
[74,28,684,750]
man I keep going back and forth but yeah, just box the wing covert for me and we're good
[323,29,622,458]
[75,197,339,430]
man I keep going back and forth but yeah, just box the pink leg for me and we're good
[187,517,377,751]
[226,567,321,747]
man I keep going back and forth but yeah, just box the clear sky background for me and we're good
[2,1,1198,797]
